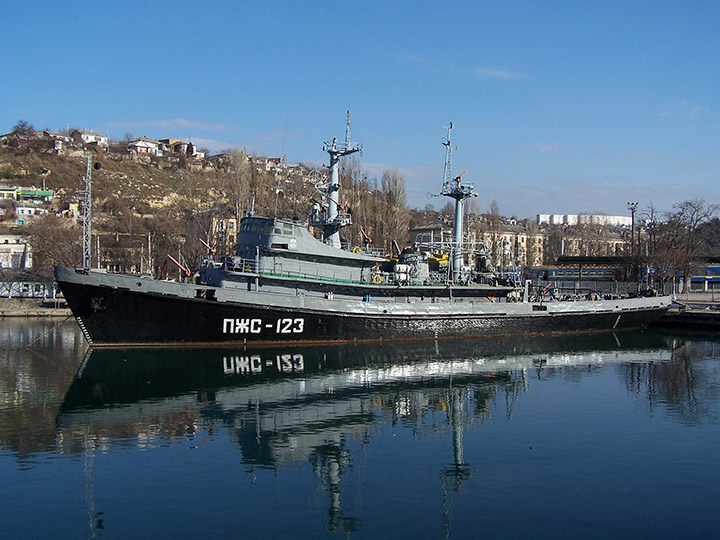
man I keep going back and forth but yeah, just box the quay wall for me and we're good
[0,297,71,318]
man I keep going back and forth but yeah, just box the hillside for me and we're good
[1,144,258,214]
[0,133,410,274]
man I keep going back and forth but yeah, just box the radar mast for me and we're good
[309,111,363,248]
[441,122,477,281]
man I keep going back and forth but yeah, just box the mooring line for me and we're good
[23,315,74,348]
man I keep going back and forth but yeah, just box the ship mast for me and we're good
[80,155,93,270]
[312,111,363,248]
[441,122,477,281]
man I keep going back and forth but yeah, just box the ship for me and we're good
[55,116,672,347]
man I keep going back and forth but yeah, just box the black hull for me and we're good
[57,274,670,347]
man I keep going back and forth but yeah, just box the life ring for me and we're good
[352,246,362,254]
[372,274,382,284]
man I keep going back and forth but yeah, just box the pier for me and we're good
[655,291,720,330]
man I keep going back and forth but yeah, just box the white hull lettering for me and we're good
[223,317,305,335]
[276,318,305,334]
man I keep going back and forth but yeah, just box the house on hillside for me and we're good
[0,187,19,200]
[159,138,204,158]
[15,206,48,225]
[0,130,53,152]
[42,130,72,153]
[17,189,53,204]
[128,136,163,156]
[265,157,283,171]
[71,129,109,149]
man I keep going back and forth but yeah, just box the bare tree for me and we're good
[698,217,720,259]
[573,223,607,257]
[340,156,373,247]
[380,169,409,250]
[439,201,455,221]
[647,199,719,286]
[544,227,564,264]
[483,200,503,268]
[672,199,719,273]
[24,214,82,268]
[12,120,35,135]
[524,220,539,268]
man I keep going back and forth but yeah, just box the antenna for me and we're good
[438,122,477,283]
[441,122,456,194]
[440,121,476,201]
[312,111,363,249]
[345,109,352,150]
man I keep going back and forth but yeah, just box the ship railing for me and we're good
[353,246,385,257]
[222,255,375,285]
[527,280,633,301]
[220,256,472,288]
[308,212,353,228]
[414,239,488,255]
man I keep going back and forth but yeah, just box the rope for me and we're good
[23,315,74,348]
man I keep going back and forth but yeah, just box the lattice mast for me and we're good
[441,122,477,281]
[318,110,362,248]
[80,155,93,270]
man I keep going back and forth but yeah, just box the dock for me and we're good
[654,291,720,330]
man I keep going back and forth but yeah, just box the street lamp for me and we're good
[627,201,638,282]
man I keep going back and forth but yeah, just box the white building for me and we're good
[0,234,31,269]
[537,213,631,228]
[128,136,163,156]
[71,129,109,149]
[15,206,48,224]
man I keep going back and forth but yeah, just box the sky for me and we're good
[2,1,719,220]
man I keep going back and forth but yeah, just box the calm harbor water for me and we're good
[2,319,720,539]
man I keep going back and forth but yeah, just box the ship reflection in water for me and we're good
[4,325,720,539]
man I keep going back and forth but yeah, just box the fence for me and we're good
[531,279,674,297]
[0,281,58,298]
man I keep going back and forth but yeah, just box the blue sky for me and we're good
[2,1,719,219]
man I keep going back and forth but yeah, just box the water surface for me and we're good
[2,320,719,539]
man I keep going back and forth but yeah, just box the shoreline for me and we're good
[0,298,72,318]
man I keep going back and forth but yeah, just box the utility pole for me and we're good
[627,201,638,284]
